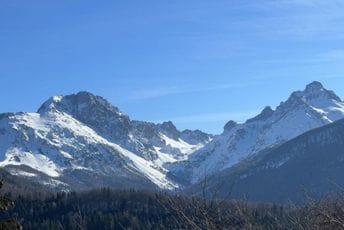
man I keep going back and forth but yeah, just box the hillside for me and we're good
[190,118,344,203]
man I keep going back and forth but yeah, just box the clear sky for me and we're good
[1,0,344,134]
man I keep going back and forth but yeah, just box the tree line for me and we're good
[1,185,344,229]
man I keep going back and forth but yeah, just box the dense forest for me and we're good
[1,186,344,229]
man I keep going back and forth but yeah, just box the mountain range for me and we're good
[189,117,344,203]
[0,92,211,190]
[170,81,344,185]
[1,81,344,202]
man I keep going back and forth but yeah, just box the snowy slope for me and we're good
[170,81,344,183]
[1,81,342,191]
[0,111,177,189]
[190,118,344,203]
[0,92,211,190]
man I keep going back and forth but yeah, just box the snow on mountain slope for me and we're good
[160,134,204,156]
[0,92,211,190]
[38,92,212,162]
[191,118,344,203]
[170,81,344,184]
[0,147,60,178]
[1,82,341,191]
[0,111,178,189]
[153,134,206,167]
[127,120,212,171]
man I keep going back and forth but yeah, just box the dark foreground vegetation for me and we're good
[1,188,344,229]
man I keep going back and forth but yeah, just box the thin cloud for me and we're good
[240,0,344,40]
[260,49,344,65]
[319,50,344,60]
[129,83,247,100]
[152,110,259,125]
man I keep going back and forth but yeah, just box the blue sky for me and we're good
[1,0,344,134]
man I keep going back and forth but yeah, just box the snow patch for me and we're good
[160,134,204,156]
[8,169,37,177]
[0,148,60,177]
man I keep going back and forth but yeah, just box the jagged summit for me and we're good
[1,82,343,192]
[282,81,341,107]
[160,121,178,132]
[256,81,343,125]
[224,120,237,132]
[38,91,131,142]
[172,81,344,183]
[181,129,213,145]
[0,91,213,190]
[38,91,124,116]
[305,81,324,92]
[158,121,179,140]
[246,106,274,123]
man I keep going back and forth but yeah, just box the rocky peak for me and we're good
[224,120,237,132]
[246,106,274,124]
[38,91,131,141]
[159,121,180,139]
[305,81,324,93]
[303,81,341,101]
[38,91,123,115]
[277,82,341,113]
[181,129,213,145]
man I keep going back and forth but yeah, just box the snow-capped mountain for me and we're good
[1,81,343,192]
[0,92,212,190]
[188,117,344,203]
[170,81,344,184]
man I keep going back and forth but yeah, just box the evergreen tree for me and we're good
[0,180,21,230]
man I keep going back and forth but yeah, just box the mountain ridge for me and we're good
[0,92,212,190]
[189,117,344,203]
[0,81,344,195]
[169,81,344,184]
